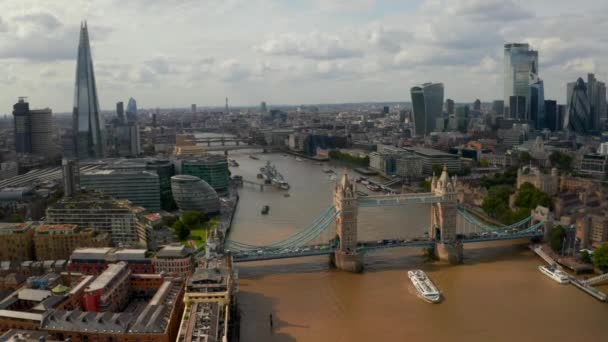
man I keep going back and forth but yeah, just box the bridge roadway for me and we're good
[231,230,544,262]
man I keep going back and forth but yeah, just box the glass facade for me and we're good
[504,43,538,117]
[171,175,220,214]
[410,83,444,136]
[126,97,138,122]
[181,156,229,193]
[566,78,591,134]
[73,22,102,159]
[529,79,545,129]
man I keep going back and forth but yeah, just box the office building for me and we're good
[83,262,131,312]
[504,43,538,116]
[395,155,423,178]
[0,222,35,261]
[34,224,111,261]
[411,82,444,136]
[491,100,504,115]
[473,99,481,111]
[68,247,155,275]
[191,104,196,113]
[587,73,607,129]
[73,22,103,159]
[45,191,144,247]
[529,79,545,129]
[153,245,194,277]
[0,162,18,181]
[126,97,138,122]
[12,98,54,156]
[567,74,606,132]
[566,78,592,134]
[80,169,161,211]
[544,100,558,131]
[261,101,268,114]
[401,147,461,175]
[509,96,527,120]
[145,159,176,210]
[180,155,230,193]
[171,175,220,214]
[116,101,125,123]
[445,99,455,114]
[577,153,608,178]
[61,158,80,197]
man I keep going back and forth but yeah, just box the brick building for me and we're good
[0,223,35,262]
[34,224,111,261]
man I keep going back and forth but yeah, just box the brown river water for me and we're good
[225,151,608,342]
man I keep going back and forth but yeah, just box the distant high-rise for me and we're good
[473,99,481,111]
[565,78,591,134]
[445,99,455,114]
[568,74,607,132]
[509,96,527,120]
[411,83,444,136]
[62,158,80,197]
[116,102,125,124]
[529,78,545,129]
[126,97,137,122]
[225,97,229,113]
[191,104,196,113]
[544,100,558,131]
[261,101,268,114]
[13,97,53,156]
[491,100,504,115]
[13,98,32,154]
[504,43,538,116]
[73,21,103,159]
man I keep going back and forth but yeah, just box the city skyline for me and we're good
[0,0,607,112]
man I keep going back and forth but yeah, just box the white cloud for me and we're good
[255,32,363,60]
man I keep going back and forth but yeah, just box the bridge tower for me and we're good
[332,173,363,272]
[430,165,463,264]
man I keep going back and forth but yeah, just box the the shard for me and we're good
[73,21,102,159]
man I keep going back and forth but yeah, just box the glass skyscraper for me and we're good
[410,83,444,136]
[504,43,538,117]
[565,78,591,134]
[126,97,138,122]
[73,21,102,159]
[529,78,545,129]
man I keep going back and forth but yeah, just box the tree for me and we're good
[593,243,608,271]
[519,151,533,164]
[172,220,190,240]
[11,213,24,223]
[432,163,443,176]
[162,215,178,228]
[182,210,205,229]
[514,182,552,209]
[549,226,566,254]
[581,250,592,264]
[420,180,431,192]
[550,151,573,172]
[479,158,489,167]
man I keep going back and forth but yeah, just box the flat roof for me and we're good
[35,224,79,233]
[18,289,52,302]
[0,222,34,234]
[86,263,128,293]
[0,310,42,322]
[404,147,459,158]
[71,247,113,260]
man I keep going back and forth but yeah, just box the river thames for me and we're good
[224,150,608,342]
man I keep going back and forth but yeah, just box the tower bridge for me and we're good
[226,166,546,271]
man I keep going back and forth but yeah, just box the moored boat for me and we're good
[539,264,570,284]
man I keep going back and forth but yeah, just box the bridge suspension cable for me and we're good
[457,206,532,233]
[226,206,339,251]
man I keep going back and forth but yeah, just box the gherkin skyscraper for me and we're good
[73,21,102,159]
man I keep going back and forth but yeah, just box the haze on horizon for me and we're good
[0,0,607,113]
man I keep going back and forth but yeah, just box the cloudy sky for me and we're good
[0,0,607,113]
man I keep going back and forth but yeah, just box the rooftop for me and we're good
[0,222,35,234]
[35,224,79,234]
[85,262,129,293]
[156,245,191,259]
